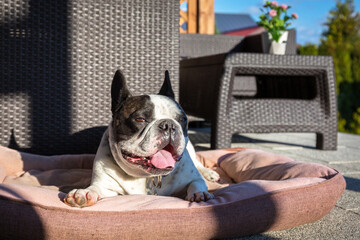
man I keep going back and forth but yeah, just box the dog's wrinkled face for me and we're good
[109,70,188,177]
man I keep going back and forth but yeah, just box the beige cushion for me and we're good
[0,146,345,239]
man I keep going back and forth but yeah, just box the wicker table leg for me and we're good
[316,132,337,150]
[211,123,232,149]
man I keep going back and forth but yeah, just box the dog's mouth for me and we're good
[121,144,182,173]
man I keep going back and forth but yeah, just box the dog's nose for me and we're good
[158,120,175,132]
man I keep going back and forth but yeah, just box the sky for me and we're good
[214,0,360,45]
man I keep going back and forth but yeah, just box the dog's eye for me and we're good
[135,117,146,122]
[179,116,187,122]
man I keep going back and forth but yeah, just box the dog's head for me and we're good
[109,70,188,177]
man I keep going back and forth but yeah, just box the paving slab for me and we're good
[327,163,360,175]
[292,148,360,164]
[336,174,360,214]
[230,206,360,240]
[238,132,318,148]
[338,133,360,149]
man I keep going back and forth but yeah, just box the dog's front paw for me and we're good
[64,189,99,208]
[186,191,214,202]
[198,167,220,182]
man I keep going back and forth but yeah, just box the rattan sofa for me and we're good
[0,0,179,155]
[180,34,337,150]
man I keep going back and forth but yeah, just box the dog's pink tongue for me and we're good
[150,150,175,169]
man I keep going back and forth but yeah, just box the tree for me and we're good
[319,0,360,134]
[297,43,318,55]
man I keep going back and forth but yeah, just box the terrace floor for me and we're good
[189,128,360,240]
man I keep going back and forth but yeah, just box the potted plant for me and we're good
[257,1,298,54]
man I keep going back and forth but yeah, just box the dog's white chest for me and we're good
[110,175,164,195]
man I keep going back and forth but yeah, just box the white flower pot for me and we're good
[269,31,288,55]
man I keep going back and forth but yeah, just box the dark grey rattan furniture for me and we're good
[180,33,245,58]
[180,53,338,150]
[180,29,296,59]
[0,0,179,155]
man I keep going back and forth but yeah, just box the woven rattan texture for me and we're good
[285,29,297,54]
[217,54,337,150]
[180,33,244,58]
[181,53,337,150]
[180,30,296,59]
[0,0,179,154]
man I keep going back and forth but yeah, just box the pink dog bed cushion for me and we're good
[0,146,345,239]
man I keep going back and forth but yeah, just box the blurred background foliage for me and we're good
[298,0,360,134]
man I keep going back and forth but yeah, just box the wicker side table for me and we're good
[180,53,337,150]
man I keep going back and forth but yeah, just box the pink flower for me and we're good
[281,4,288,10]
[292,13,298,19]
[271,1,278,6]
[269,9,277,17]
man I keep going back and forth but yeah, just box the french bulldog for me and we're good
[64,70,220,207]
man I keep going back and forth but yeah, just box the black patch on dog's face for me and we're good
[112,95,155,143]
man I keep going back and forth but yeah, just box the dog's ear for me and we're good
[158,70,175,99]
[111,70,132,114]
